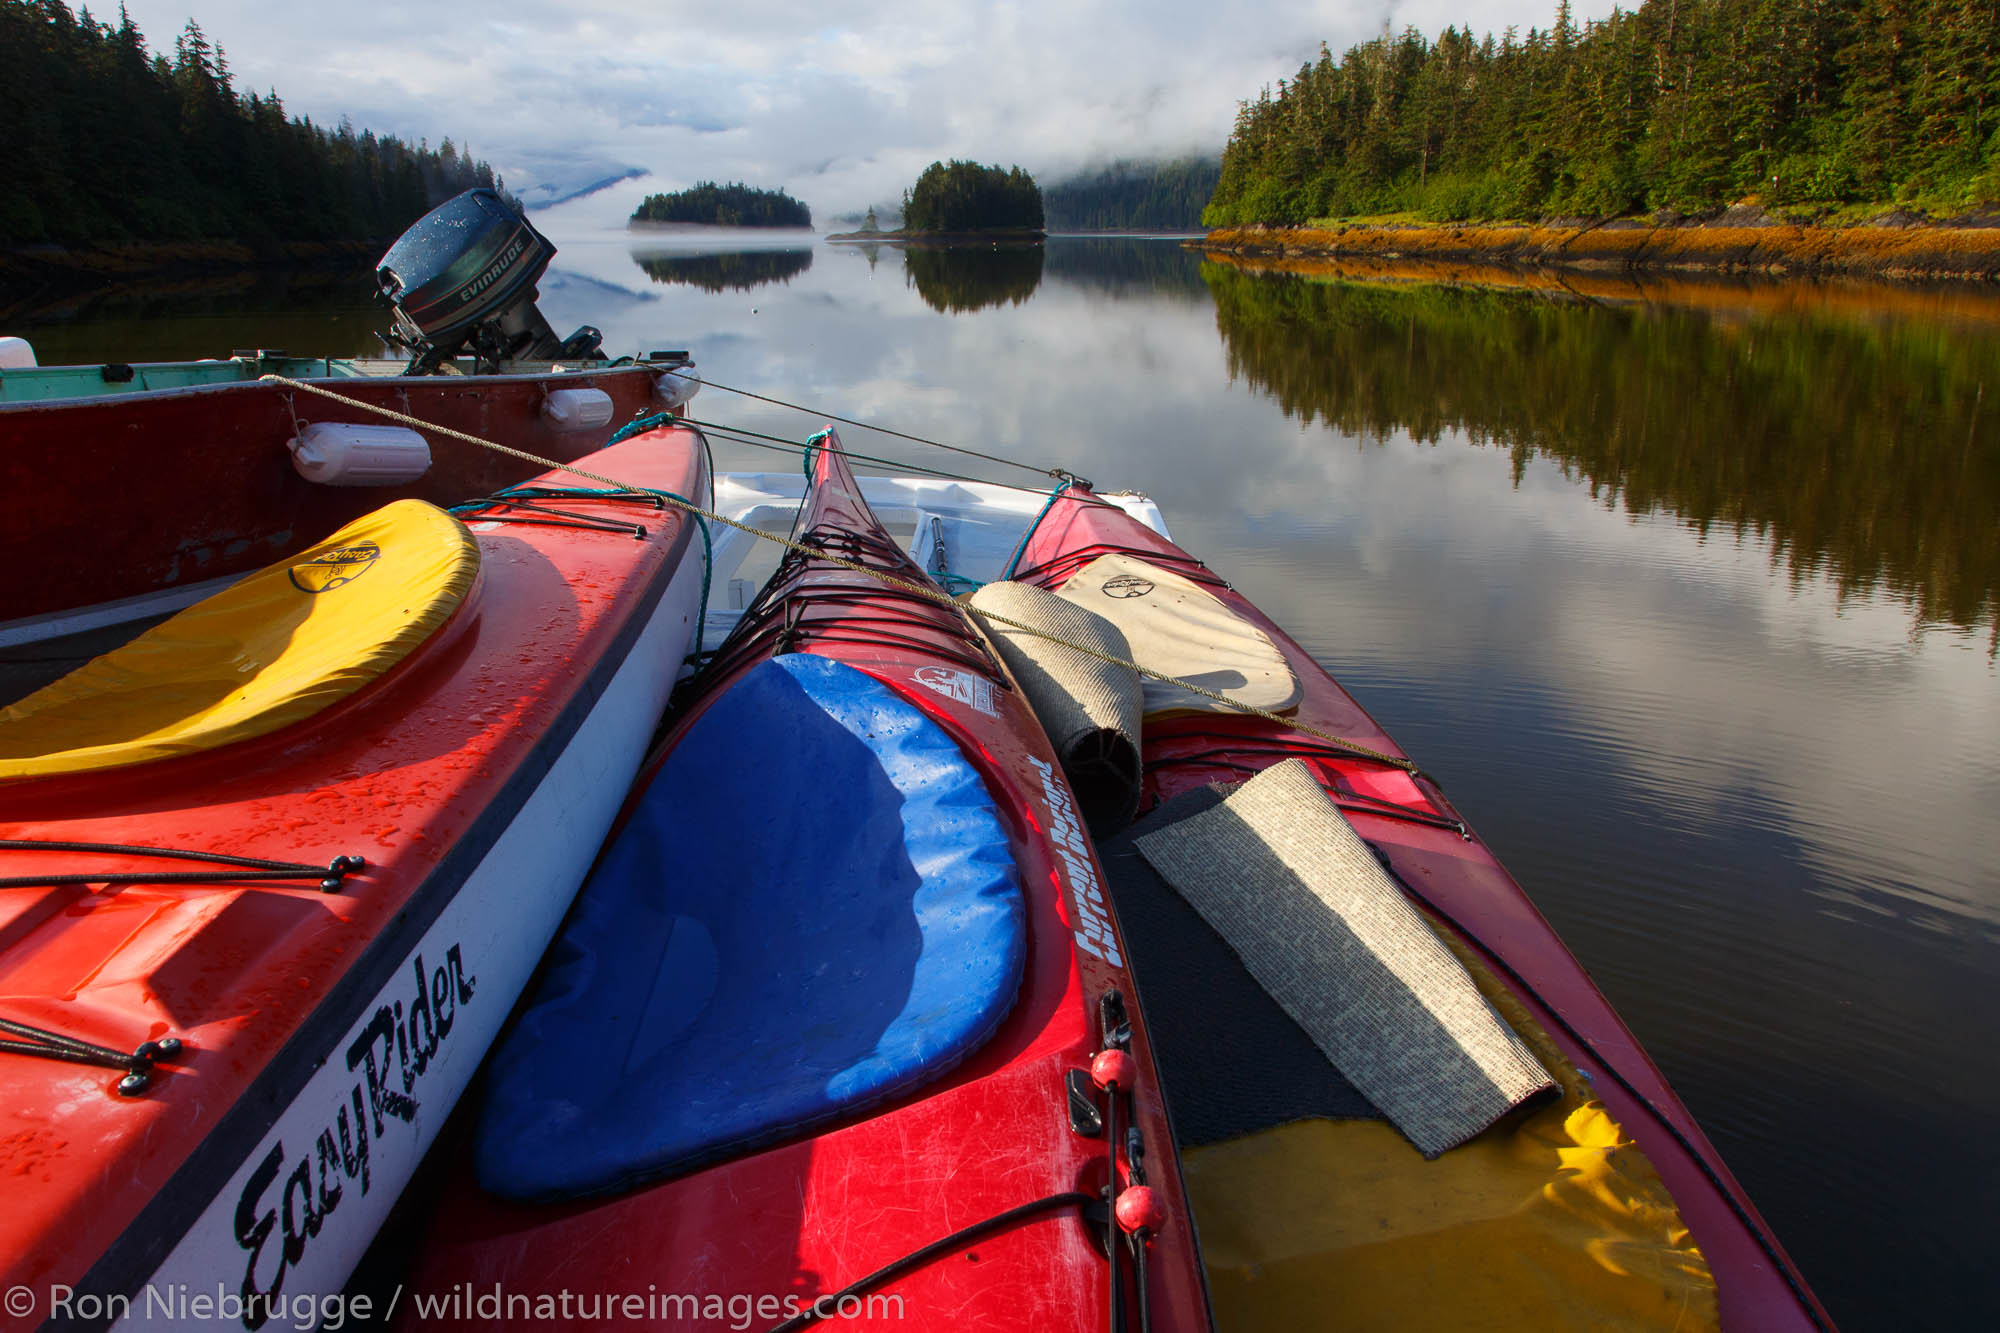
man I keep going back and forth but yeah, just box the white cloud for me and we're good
[112,0,1615,216]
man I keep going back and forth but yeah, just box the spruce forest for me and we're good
[1204,0,2000,226]
[629,183,813,228]
[1,0,507,247]
[1043,159,1222,230]
[902,162,1045,233]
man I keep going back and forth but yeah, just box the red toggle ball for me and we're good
[1115,1186,1166,1235]
[1090,1048,1134,1091]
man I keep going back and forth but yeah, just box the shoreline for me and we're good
[825,229,1047,245]
[1200,213,2000,282]
[1196,249,2000,325]
[0,240,382,313]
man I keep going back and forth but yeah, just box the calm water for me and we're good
[14,231,1998,1330]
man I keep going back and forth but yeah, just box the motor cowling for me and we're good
[377,188,602,373]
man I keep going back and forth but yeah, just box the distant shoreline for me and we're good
[1201,210,2000,282]
[627,221,816,232]
[825,229,1047,245]
[0,240,381,312]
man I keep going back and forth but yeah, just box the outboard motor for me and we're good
[377,188,603,374]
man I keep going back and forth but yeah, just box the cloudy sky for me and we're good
[114,0,1614,218]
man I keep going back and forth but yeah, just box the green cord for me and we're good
[1000,480,1068,580]
[664,488,713,665]
[448,484,645,514]
[457,413,716,664]
[608,410,679,445]
[802,427,835,480]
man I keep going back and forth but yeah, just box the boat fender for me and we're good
[652,368,700,411]
[542,386,615,431]
[287,421,432,486]
[0,335,36,369]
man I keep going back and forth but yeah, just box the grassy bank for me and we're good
[1202,210,2000,282]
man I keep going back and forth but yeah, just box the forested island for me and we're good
[1044,158,1220,231]
[629,182,812,228]
[838,161,1043,239]
[1,1,505,261]
[1203,0,2000,276]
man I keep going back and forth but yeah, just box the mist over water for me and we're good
[16,230,1997,1330]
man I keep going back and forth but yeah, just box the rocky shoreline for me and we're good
[1201,208,2000,282]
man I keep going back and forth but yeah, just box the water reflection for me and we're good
[2,262,385,363]
[1202,254,2000,632]
[902,243,1044,313]
[1043,236,1208,301]
[632,249,814,293]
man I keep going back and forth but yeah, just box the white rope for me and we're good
[259,374,1418,772]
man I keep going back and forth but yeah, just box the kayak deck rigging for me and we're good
[698,517,1009,692]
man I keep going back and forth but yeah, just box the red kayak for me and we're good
[0,424,709,1329]
[394,440,1210,1331]
[1003,485,1836,1333]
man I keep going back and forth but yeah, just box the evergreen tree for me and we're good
[1043,158,1222,229]
[1204,0,2000,226]
[902,161,1045,233]
[629,182,811,227]
[0,0,513,247]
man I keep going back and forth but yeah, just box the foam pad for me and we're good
[967,579,1142,832]
[1134,760,1553,1157]
[1099,784,1382,1145]
[475,653,1028,1201]
[0,500,477,779]
[1055,553,1300,718]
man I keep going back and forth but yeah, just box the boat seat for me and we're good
[0,500,478,780]
[474,652,1028,1202]
[1055,553,1301,717]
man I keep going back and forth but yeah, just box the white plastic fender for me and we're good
[0,336,37,369]
[288,422,433,486]
[542,387,615,431]
[653,368,701,412]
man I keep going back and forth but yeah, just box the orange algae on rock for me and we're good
[1202,217,2000,281]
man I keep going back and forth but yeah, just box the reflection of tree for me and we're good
[902,244,1044,313]
[1043,238,1206,302]
[633,250,814,293]
[1204,260,2000,630]
[7,262,387,361]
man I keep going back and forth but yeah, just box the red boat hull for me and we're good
[0,366,667,625]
